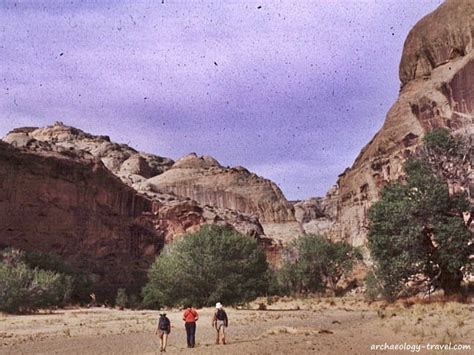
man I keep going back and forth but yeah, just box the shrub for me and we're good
[278,235,362,294]
[23,251,94,303]
[423,128,460,156]
[0,249,67,313]
[364,270,382,301]
[142,225,269,308]
[115,288,128,309]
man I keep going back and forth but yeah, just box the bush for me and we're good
[423,128,460,155]
[0,249,67,313]
[277,235,362,294]
[142,225,269,308]
[23,251,94,303]
[364,270,382,301]
[115,288,128,309]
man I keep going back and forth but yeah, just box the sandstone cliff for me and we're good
[1,124,269,294]
[331,0,474,246]
[7,124,294,224]
[0,139,160,296]
[148,153,295,223]
[3,123,265,239]
[5,123,175,178]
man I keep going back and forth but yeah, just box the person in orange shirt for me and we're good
[183,304,199,348]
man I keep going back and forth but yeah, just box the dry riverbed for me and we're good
[1,297,473,354]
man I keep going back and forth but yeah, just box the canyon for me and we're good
[1,0,473,294]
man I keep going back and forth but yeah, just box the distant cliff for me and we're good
[148,153,295,223]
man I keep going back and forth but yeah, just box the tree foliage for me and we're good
[115,288,128,309]
[368,130,472,300]
[0,249,68,313]
[277,235,362,294]
[23,251,95,303]
[142,225,269,308]
[0,248,95,313]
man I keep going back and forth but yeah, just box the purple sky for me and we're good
[0,0,443,200]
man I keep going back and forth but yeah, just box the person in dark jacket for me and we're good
[212,302,228,345]
[155,311,171,352]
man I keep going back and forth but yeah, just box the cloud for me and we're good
[0,0,444,199]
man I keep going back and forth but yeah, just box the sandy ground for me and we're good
[1,297,473,354]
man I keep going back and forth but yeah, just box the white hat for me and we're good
[215,302,223,309]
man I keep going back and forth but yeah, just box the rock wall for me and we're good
[331,0,474,247]
[148,153,295,223]
[1,124,270,292]
[0,140,161,296]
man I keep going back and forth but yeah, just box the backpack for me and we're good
[159,316,170,330]
[216,309,226,321]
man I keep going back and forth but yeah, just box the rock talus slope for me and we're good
[331,0,474,246]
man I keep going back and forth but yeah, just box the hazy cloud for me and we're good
[0,0,443,199]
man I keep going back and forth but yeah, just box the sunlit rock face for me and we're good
[330,0,474,247]
[148,153,295,223]
[4,122,175,178]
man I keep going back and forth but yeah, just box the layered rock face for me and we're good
[294,188,338,237]
[0,139,160,295]
[1,124,268,292]
[3,123,265,239]
[331,0,474,246]
[7,124,294,224]
[148,153,295,223]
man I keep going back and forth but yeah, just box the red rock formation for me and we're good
[0,140,160,296]
[1,124,272,295]
[330,0,474,247]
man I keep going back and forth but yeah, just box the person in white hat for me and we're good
[212,302,228,345]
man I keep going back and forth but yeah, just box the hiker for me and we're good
[183,304,199,348]
[155,311,171,352]
[212,302,228,345]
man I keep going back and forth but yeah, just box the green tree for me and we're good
[278,235,362,294]
[23,251,94,303]
[142,225,269,308]
[368,158,472,299]
[0,249,67,313]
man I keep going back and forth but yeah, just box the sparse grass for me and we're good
[411,326,425,340]
[376,309,387,319]
[456,317,466,328]
[262,326,298,337]
[444,327,470,344]
[391,320,403,334]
